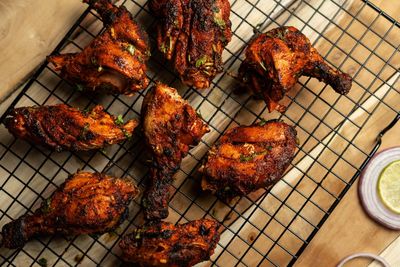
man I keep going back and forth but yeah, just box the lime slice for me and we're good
[377,160,400,214]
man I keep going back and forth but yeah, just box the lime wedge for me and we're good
[377,160,400,214]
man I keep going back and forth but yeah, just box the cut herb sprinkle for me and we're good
[38,258,47,267]
[126,44,136,55]
[195,56,208,67]
[115,114,124,125]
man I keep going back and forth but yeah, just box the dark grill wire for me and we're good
[0,0,398,266]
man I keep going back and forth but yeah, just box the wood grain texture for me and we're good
[295,121,400,267]
[0,0,85,102]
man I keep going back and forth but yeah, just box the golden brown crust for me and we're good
[200,120,297,199]
[141,83,209,220]
[119,219,220,267]
[239,26,352,112]
[48,0,149,95]
[150,0,232,89]
[4,104,138,152]
[1,171,138,249]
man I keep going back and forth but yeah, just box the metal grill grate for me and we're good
[0,0,399,266]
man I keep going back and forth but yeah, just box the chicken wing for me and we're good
[4,104,137,152]
[150,0,232,89]
[48,0,150,95]
[200,120,297,199]
[141,83,209,220]
[1,171,138,249]
[239,26,352,112]
[119,219,220,267]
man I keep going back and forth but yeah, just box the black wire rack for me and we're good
[0,0,399,266]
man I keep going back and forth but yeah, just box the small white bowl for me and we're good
[358,146,400,230]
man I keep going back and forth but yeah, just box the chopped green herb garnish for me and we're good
[100,148,107,155]
[122,128,132,139]
[126,44,136,55]
[79,123,90,140]
[196,110,203,119]
[76,84,84,92]
[115,114,124,125]
[41,198,52,214]
[91,57,97,66]
[214,16,226,29]
[212,6,220,12]
[240,154,254,162]
[146,50,151,57]
[38,258,47,267]
[135,231,141,239]
[160,42,167,54]
[259,118,267,126]
[195,56,208,68]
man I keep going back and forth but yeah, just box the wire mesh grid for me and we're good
[0,0,399,266]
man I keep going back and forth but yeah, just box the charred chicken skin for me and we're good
[1,171,138,249]
[239,26,352,112]
[150,0,232,89]
[4,104,137,152]
[119,219,220,267]
[200,120,297,199]
[141,83,209,220]
[48,0,150,95]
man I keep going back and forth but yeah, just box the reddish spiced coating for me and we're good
[141,83,209,220]
[239,26,352,112]
[48,0,150,95]
[119,219,220,267]
[4,104,137,152]
[150,0,232,89]
[200,120,297,199]
[1,172,138,249]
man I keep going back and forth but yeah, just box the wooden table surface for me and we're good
[0,0,399,266]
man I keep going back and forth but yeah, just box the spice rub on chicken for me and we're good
[150,0,232,89]
[48,0,150,95]
[141,83,209,220]
[239,26,352,112]
[1,171,138,249]
[119,219,220,267]
[4,104,137,152]
[200,120,297,199]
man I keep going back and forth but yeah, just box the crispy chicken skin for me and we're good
[48,0,150,95]
[141,83,209,220]
[4,104,137,152]
[119,219,220,267]
[239,26,352,112]
[150,0,232,89]
[1,172,138,249]
[200,120,297,199]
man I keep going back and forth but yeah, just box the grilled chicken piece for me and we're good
[1,172,138,249]
[48,0,150,95]
[200,120,297,199]
[239,26,352,112]
[141,83,209,220]
[120,219,220,267]
[4,104,137,152]
[150,0,232,89]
